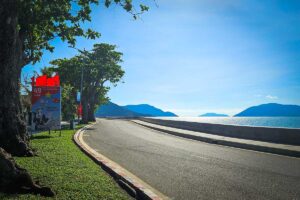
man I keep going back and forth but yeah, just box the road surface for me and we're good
[83,119,300,200]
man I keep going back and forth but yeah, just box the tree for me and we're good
[61,84,77,121]
[50,43,124,123]
[0,0,148,156]
[0,0,148,195]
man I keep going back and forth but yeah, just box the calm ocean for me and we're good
[152,117,300,129]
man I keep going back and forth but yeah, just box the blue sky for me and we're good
[22,0,300,116]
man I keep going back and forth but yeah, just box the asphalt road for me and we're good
[83,119,300,200]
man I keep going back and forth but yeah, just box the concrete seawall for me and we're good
[139,118,300,145]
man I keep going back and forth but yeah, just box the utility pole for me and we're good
[79,63,83,121]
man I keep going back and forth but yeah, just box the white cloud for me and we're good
[266,95,278,100]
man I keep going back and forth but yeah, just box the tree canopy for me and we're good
[48,43,124,121]
[16,0,148,65]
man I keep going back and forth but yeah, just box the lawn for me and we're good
[0,126,130,200]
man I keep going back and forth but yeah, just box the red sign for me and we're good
[31,74,60,87]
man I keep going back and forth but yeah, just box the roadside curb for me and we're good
[73,123,168,200]
[132,120,300,158]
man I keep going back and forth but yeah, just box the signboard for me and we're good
[31,75,61,130]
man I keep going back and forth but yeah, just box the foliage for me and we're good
[0,126,130,200]
[16,0,149,66]
[19,74,32,112]
[61,84,77,120]
[40,67,53,77]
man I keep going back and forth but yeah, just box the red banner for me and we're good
[32,74,60,87]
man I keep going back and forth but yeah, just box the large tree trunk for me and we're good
[87,102,96,122]
[87,88,96,122]
[81,97,89,124]
[0,0,33,156]
[0,1,53,197]
[0,2,55,197]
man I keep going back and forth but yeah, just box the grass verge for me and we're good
[0,125,130,200]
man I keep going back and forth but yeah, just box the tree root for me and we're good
[0,148,54,197]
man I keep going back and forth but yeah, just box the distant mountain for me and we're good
[95,102,149,117]
[123,104,177,117]
[199,113,228,117]
[235,103,300,117]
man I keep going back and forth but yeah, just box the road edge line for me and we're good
[73,122,169,200]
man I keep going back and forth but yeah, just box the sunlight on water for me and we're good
[152,117,300,129]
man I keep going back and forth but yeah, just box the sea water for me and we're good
[151,117,300,129]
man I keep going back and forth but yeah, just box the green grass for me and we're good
[0,126,130,200]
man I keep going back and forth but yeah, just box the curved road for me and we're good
[83,119,300,200]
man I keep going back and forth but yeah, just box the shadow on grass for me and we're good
[31,135,52,140]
